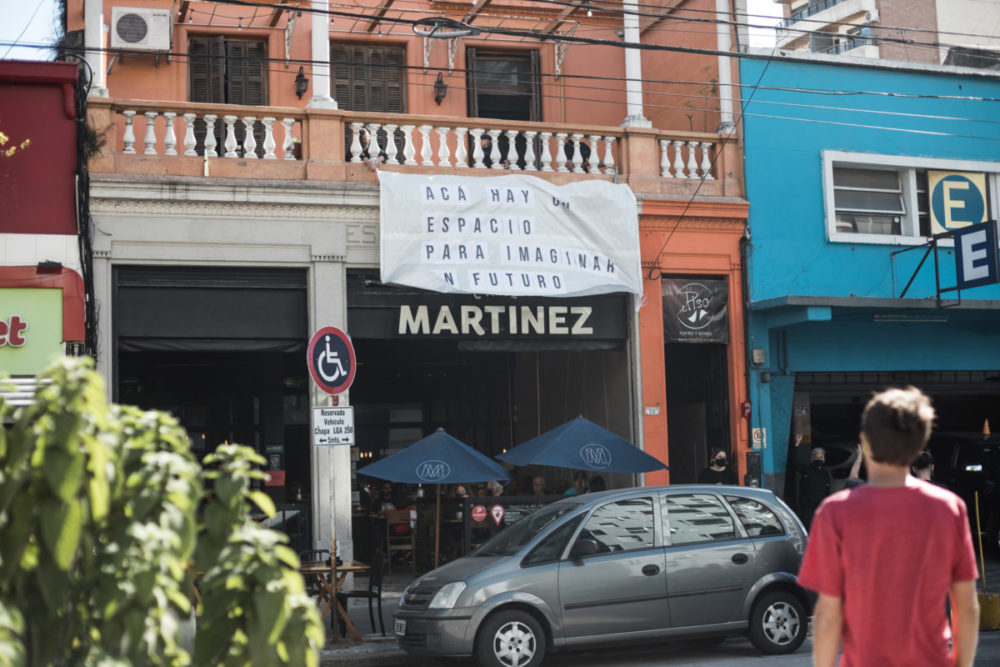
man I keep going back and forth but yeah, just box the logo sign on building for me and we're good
[306,327,356,394]
[415,459,452,482]
[929,171,988,234]
[378,172,642,300]
[579,443,612,470]
[490,504,505,526]
[0,288,62,376]
[954,221,999,290]
[312,406,355,445]
[661,279,729,343]
[470,505,488,523]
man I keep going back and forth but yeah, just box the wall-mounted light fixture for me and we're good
[433,72,448,105]
[295,66,309,99]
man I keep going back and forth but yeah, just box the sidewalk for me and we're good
[319,571,418,667]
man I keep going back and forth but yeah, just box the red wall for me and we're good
[0,61,78,235]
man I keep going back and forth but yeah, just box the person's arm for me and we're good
[950,580,980,667]
[812,593,843,667]
[848,444,863,479]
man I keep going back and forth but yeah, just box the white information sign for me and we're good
[378,172,642,301]
[313,406,355,445]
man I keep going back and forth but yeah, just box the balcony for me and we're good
[86,99,743,199]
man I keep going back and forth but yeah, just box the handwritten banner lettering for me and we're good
[378,172,642,300]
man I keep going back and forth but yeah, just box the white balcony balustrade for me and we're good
[344,121,619,175]
[118,106,302,160]
[107,104,724,184]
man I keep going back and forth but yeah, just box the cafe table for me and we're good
[299,559,370,641]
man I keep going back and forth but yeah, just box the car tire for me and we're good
[747,591,807,655]
[475,609,546,667]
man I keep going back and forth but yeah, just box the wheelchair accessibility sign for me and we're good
[307,326,357,394]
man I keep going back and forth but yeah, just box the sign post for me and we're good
[306,326,357,640]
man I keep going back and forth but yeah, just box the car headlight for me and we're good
[428,582,467,609]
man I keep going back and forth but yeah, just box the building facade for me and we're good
[772,0,1000,64]
[0,61,87,406]
[740,50,1000,499]
[64,0,749,558]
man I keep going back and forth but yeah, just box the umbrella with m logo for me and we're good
[356,428,509,567]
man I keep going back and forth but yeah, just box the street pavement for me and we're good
[320,551,1000,666]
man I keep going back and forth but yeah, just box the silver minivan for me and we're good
[394,485,809,667]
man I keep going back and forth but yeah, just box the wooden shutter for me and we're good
[466,46,480,117]
[189,35,225,103]
[528,49,541,121]
[223,39,267,105]
[332,44,405,112]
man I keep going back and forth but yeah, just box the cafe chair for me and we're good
[298,549,330,597]
[337,549,386,637]
[385,509,415,574]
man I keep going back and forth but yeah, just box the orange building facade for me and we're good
[63,0,748,555]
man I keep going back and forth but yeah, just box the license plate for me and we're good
[394,619,407,636]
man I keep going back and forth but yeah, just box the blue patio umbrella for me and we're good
[498,417,668,474]
[356,428,509,567]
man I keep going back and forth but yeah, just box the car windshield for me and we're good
[473,503,580,557]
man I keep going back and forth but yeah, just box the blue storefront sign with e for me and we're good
[954,221,1000,290]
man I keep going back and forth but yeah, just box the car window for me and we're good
[473,503,579,557]
[663,493,736,546]
[578,497,655,553]
[725,496,784,537]
[522,516,583,566]
[957,444,999,472]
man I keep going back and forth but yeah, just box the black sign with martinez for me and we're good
[348,276,628,340]
[662,278,729,343]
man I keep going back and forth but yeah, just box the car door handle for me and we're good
[641,564,661,576]
[731,553,749,565]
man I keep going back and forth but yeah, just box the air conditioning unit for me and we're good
[110,7,171,52]
[864,9,880,22]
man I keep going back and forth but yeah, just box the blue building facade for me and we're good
[739,52,1000,495]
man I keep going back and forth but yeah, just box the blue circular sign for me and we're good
[931,174,985,230]
[307,327,356,394]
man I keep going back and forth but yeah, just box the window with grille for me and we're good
[332,44,406,112]
[188,36,268,156]
[466,48,540,121]
[823,151,998,244]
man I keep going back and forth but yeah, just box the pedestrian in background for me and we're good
[798,386,979,667]
[791,434,832,529]
[699,447,736,485]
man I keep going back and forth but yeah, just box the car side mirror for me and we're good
[571,538,599,559]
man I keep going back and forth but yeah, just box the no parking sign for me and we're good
[307,327,356,394]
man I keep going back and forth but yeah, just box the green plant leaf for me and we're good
[39,499,82,571]
[43,447,85,503]
[248,491,275,518]
[253,590,289,644]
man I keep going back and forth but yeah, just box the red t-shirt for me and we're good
[797,477,978,667]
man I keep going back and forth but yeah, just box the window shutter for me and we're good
[529,49,541,121]
[466,46,479,117]
[351,46,368,111]
[384,47,404,113]
[189,35,225,103]
[333,44,351,108]
[245,41,268,106]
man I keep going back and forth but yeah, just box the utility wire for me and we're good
[16,39,1000,107]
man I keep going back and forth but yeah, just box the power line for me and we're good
[13,38,1000,107]
[2,0,47,59]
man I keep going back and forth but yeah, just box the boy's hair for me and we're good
[861,387,936,466]
[912,450,934,471]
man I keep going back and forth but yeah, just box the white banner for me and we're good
[378,172,642,300]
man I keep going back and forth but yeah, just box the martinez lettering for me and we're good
[398,305,594,336]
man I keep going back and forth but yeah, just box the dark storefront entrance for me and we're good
[113,266,312,551]
[662,277,732,483]
[347,270,635,562]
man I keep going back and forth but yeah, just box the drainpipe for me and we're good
[621,0,650,128]
[716,0,735,132]
[84,0,108,97]
[307,0,338,109]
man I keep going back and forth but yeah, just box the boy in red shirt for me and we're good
[797,387,980,667]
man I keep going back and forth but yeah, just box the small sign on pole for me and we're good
[312,406,355,445]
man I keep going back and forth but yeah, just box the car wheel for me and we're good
[475,610,546,667]
[747,591,807,655]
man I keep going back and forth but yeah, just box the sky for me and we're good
[0,0,783,63]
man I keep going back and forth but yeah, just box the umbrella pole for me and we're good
[435,486,441,569]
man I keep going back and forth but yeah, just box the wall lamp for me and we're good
[433,73,448,105]
[295,66,309,99]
